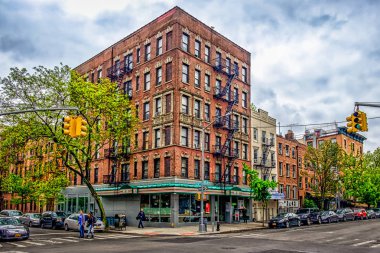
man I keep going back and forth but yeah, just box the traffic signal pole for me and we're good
[0,107,78,116]
[354,102,380,108]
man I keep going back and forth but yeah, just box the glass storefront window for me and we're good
[141,194,171,223]
[179,194,210,223]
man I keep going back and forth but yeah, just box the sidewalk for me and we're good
[108,222,267,236]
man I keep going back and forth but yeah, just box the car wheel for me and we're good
[328,218,331,223]
[298,220,301,227]
[286,221,290,228]
[343,216,346,222]
[307,218,311,226]
[64,224,69,231]
[318,217,322,224]
[29,222,32,227]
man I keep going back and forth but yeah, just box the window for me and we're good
[205,45,210,63]
[194,160,200,179]
[233,114,239,129]
[253,128,258,141]
[156,67,162,85]
[233,61,238,74]
[121,163,130,182]
[215,79,221,95]
[143,102,150,120]
[164,126,171,145]
[278,143,283,155]
[182,33,189,52]
[242,92,247,108]
[286,185,290,199]
[292,165,296,178]
[154,129,161,148]
[181,127,189,146]
[216,52,222,68]
[134,161,138,178]
[298,158,302,169]
[135,104,139,118]
[279,162,283,176]
[90,71,94,82]
[204,73,210,91]
[155,97,162,116]
[145,43,151,61]
[154,158,160,178]
[134,133,138,148]
[194,100,201,119]
[234,141,239,158]
[285,145,289,156]
[181,95,189,114]
[94,167,98,183]
[242,144,248,160]
[124,80,132,97]
[194,130,200,149]
[292,147,296,158]
[204,133,210,151]
[215,136,221,151]
[253,149,258,163]
[262,131,267,143]
[143,131,149,150]
[242,118,248,134]
[165,62,172,81]
[293,186,297,200]
[226,57,231,74]
[194,69,201,88]
[305,177,309,189]
[156,37,163,56]
[144,72,151,91]
[182,64,189,83]
[142,161,148,179]
[299,177,303,189]
[215,163,221,181]
[164,31,172,50]
[279,184,284,194]
[242,170,247,184]
[136,48,141,63]
[164,157,171,177]
[97,69,102,82]
[286,164,290,177]
[204,104,210,121]
[95,144,100,159]
[234,87,239,102]
[136,76,140,91]
[181,157,188,178]
[195,40,200,58]
[125,53,133,71]
[242,67,247,82]
[165,93,171,113]
[205,161,210,180]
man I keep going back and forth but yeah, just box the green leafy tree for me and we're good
[304,141,343,210]
[303,198,317,208]
[243,163,277,226]
[0,65,138,223]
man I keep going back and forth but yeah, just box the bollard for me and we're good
[216,221,220,231]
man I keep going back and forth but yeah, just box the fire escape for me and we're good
[102,52,133,186]
[256,137,275,179]
[212,57,239,189]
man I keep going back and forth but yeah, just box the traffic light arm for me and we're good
[355,102,380,108]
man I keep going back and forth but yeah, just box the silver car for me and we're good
[19,213,42,227]
[64,213,105,232]
[0,210,23,220]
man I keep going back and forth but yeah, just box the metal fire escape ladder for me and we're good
[259,138,275,178]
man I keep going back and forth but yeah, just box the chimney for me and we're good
[285,130,294,140]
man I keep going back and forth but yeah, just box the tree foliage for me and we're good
[0,65,138,221]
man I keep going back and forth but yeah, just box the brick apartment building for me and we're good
[277,130,305,213]
[67,7,252,226]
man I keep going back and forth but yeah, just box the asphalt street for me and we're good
[0,218,379,253]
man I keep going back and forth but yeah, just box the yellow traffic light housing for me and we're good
[62,116,76,137]
[346,110,368,133]
[75,116,88,137]
[360,111,368,131]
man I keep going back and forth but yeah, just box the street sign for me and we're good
[198,186,208,191]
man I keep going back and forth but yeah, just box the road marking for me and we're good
[94,234,138,239]
[54,237,79,242]
[31,232,76,236]
[23,241,45,246]
[6,242,27,247]
[370,243,380,248]
[324,236,345,242]
[352,240,376,247]
[37,239,63,244]
[232,233,266,238]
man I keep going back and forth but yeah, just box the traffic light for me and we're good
[62,116,75,137]
[360,111,368,132]
[346,110,368,133]
[75,116,88,137]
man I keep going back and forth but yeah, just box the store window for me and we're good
[140,194,171,223]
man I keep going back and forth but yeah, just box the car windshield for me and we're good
[354,209,362,212]
[321,211,329,216]
[31,214,41,218]
[0,218,21,225]
[55,212,66,217]
[9,211,23,216]
[275,213,287,218]
[296,209,309,214]
[336,209,344,214]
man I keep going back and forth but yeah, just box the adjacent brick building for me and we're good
[70,6,252,226]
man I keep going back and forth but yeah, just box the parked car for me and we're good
[0,210,23,220]
[335,208,355,221]
[371,208,380,218]
[40,211,66,229]
[268,213,301,228]
[296,208,321,225]
[64,213,105,232]
[0,217,29,240]
[353,208,367,220]
[366,209,377,219]
[320,211,339,223]
[19,213,42,227]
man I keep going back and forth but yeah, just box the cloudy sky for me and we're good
[1,0,380,151]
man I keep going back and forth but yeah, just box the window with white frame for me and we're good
[279,162,283,176]
[242,143,248,160]
[181,127,189,146]
[242,67,247,82]
[293,186,297,199]
[181,95,189,114]
[194,69,200,88]
[278,143,283,155]
[286,163,290,177]
[156,67,162,85]
[182,64,189,83]
[144,72,150,90]
[205,73,210,91]
[154,128,161,148]
[253,128,258,141]
[156,37,163,56]
[242,91,247,108]
[195,40,201,58]
[253,149,258,163]
[194,159,200,179]
[204,103,210,121]
[242,118,248,134]
[182,33,189,52]
[181,157,188,178]
[145,43,151,61]
[194,99,201,119]
[155,97,162,116]
[292,165,296,178]
[143,101,150,120]
[194,130,200,149]
[205,45,210,63]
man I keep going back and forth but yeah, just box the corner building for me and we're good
[72,7,252,227]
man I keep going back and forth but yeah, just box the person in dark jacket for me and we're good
[86,212,96,239]
[137,209,146,228]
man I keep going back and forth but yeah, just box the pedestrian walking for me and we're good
[86,212,96,239]
[137,209,145,228]
[242,207,248,223]
[78,210,85,238]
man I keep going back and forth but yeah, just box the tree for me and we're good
[304,141,343,210]
[243,163,277,226]
[0,65,139,223]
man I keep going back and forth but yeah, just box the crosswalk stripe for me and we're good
[370,243,380,248]
[352,240,376,247]
[37,239,63,244]
[54,238,79,242]
[23,241,45,246]
[7,242,27,247]
[95,234,138,239]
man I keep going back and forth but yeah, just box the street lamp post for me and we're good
[199,112,230,233]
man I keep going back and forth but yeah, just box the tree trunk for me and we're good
[262,201,267,227]
[84,180,107,226]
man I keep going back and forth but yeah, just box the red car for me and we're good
[353,208,367,220]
